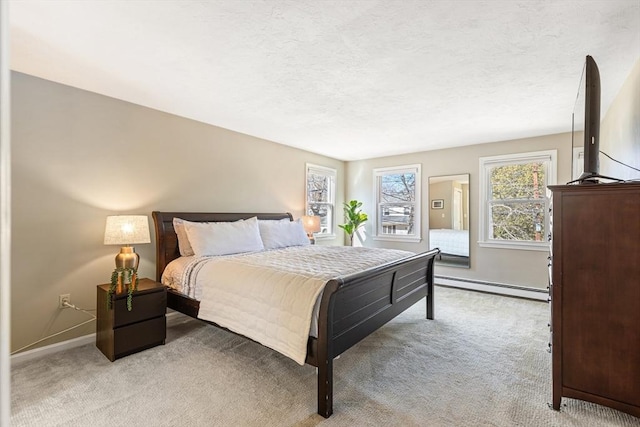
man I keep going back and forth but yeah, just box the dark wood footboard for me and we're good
[152,211,438,418]
[312,249,438,417]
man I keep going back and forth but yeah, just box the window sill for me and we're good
[373,236,422,243]
[315,234,336,241]
[478,241,550,251]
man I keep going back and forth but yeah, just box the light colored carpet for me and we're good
[10,286,639,427]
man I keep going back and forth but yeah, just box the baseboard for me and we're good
[10,282,541,365]
[11,333,96,366]
[11,311,180,366]
[435,275,548,301]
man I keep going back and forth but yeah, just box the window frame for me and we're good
[478,150,557,251]
[572,146,584,181]
[305,163,336,239]
[373,164,422,243]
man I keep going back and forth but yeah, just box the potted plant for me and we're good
[107,267,139,311]
[339,200,368,245]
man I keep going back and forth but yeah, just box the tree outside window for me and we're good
[306,164,336,236]
[489,162,546,241]
[480,151,556,250]
[374,165,421,241]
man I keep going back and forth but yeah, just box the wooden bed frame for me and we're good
[152,211,439,418]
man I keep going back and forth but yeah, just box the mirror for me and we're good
[428,174,470,268]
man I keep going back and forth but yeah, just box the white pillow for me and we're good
[259,219,311,250]
[173,218,195,257]
[183,216,265,256]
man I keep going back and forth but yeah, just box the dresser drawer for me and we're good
[113,289,166,328]
[113,316,166,359]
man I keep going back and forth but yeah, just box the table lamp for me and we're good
[104,215,151,270]
[301,215,321,244]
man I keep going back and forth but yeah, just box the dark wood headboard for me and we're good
[151,211,293,282]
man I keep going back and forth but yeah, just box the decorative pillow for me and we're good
[183,216,265,256]
[173,217,195,257]
[259,218,311,250]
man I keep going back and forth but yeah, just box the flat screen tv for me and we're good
[578,55,601,183]
[572,55,624,184]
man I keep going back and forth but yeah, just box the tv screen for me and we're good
[573,55,601,183]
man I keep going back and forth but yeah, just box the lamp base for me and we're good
[115,246,139,271]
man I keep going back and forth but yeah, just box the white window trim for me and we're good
[478,150,557,251]
[373,164,422,243]
[0,3,11,423]
[305,163,336,239]
[572,146,584,181]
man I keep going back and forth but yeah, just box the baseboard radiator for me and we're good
[435,275,547,301]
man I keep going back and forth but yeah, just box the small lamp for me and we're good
[301,215,321,244]
[104,215,151,270]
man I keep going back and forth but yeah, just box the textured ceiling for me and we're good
[9,0,640,161]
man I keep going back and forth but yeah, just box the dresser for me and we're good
[548,182,640,418]
[96,278,167,361]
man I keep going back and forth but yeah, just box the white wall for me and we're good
[10,72,344,353]
[600,57,640,180]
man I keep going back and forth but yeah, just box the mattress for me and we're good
[429,229,469,257]
[161,245,414,364]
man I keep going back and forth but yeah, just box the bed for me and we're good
[429,228,469,257]
[152,211,439,418]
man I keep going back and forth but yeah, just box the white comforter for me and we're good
[429,229,469,257]
[169,246,413,365]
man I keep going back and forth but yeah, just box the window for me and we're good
[572,146,584,180]
[374,164,421,242]
[479,150,557,250]
[306,164,336,238]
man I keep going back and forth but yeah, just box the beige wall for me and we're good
[600,57,640,181]
[1,3,10,421]
[10,72,344,352]
[11,56,639,353]
[346,57,640,290]
[428,181,451,229]
[346,132,574,289]
[428,179,468,231]
[462,183,469,231]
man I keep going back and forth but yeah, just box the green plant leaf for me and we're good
[339,199,368,240]
[107,267,138,311]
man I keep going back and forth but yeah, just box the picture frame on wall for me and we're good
[431,199,444,209]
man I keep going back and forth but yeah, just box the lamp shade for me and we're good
[301,215,321,234]
[104,215,151,245]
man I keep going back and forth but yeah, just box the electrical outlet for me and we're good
[59,294,71,309]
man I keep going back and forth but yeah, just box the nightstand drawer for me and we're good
[112,290,166,328]
[97,279,167,362]
[113,316,166,359]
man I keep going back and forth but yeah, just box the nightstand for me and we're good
[96,278,167,361]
